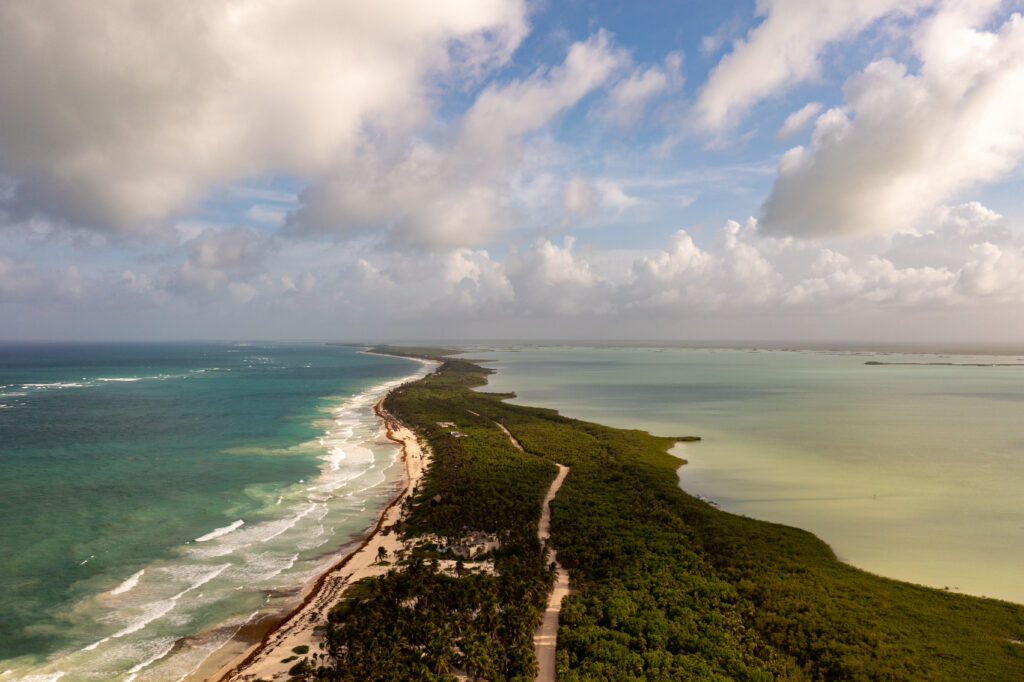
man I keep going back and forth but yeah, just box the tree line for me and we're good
[284,347,1024,681]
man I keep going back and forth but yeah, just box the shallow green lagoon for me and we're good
[476,345,1024,605]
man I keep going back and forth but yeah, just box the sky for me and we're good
[2,0,1024,343]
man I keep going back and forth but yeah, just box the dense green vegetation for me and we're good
[291,349,558,681]
[293,346,1024,681]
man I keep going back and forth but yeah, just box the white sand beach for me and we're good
[210,397,430,682]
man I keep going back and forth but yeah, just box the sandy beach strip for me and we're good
[207,396,430,682]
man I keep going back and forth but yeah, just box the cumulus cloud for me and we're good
[441,248,516,311]
[957,242,1024,300]
[776,102,824,140]
[0,0,527,230]
[696,0,931,130]
[508,237,607,315]
[9,200,1024,340]
[628,220,781,310]
[760,2,1024,237]
[619,206,1024,315]
[288,32,627,247]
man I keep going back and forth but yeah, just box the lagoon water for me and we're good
[0,343,427,681]
[476,345,1024,606]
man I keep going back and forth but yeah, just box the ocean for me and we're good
[0,343,429,681]
[474,345,1024,606]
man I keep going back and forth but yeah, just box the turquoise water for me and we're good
[0,343,428,680]
[476,346,1024,606]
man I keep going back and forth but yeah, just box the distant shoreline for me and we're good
[350,339,1024,356]
[865,360,1024,367]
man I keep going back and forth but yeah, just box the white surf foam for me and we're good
[16,371,202,396]
[239,552,302,585]
[123,638,176,682]
[29,357,438,681]
[327,446,347,469]
[195,520,244,542]
[110,569,145,595]
[259,503,319,543]
[83,564,230,651]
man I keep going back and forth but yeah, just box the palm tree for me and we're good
[377,546,387,563]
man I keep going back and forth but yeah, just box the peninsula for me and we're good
[233,346,1024,681]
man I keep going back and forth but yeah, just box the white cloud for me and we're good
[593,181,641,210]
[700,15,749,57]
[186,227,265,270]
[288,32,627,247]
[601,53,682,126]
[563,175,595,216]
[9,202,1024,339]
[760,4,1024,237]
[508,237,605,315]
[776,102,824,140]
[627,220,781,310]
[185,204,1024,321]
[172,226,269,293]
[442,248,516,310]
[460,31,625,150]
[0,0,527,230]
[956,242,1024,300]
[695,0,932,130]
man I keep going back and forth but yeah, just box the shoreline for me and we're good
[203,359,437,682]
[204,347,1024,680]
[0,354,435,682]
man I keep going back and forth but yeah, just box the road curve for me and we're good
[486,414,570,682]
[533,463,569,682]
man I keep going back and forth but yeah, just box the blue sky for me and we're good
[2,0,1024,342]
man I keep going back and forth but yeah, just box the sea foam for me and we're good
[110,569,145,595]
[195,520,244,542]
[10,355,438,682]
[84,564,230,651]
[122,638,176,682]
